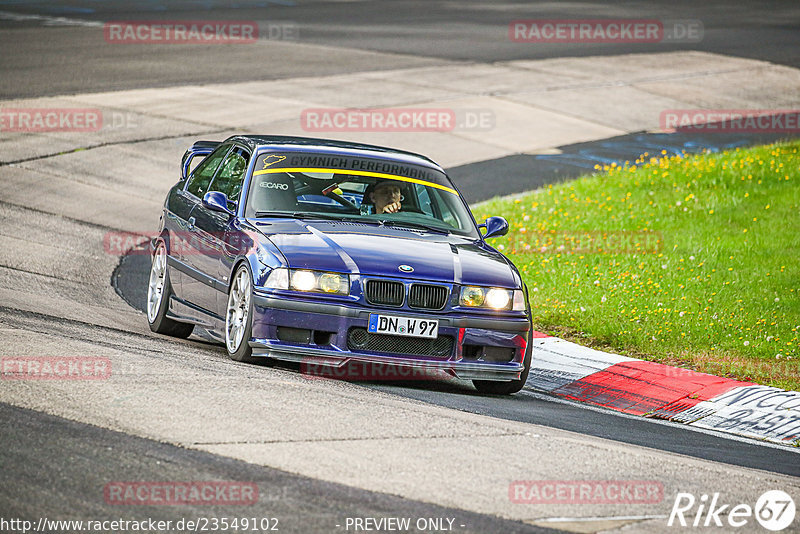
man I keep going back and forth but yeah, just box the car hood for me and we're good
[251,219,519,287]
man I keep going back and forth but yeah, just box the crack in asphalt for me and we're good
[0,305,295,378]
[0,304,186,355]
[193,431,535,446]
[499,63,765,94]
[0,198,133,233]
[0,129,229,167]
[0,264,80,284]
[11,160,159,202]
[360,60,760,101]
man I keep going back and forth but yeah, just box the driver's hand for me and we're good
[380,201,401,214]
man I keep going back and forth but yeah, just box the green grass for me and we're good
[474,141,800,390]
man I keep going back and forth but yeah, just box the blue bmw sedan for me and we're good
[147,135,532,394]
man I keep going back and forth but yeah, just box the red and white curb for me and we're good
[528,332,800,447]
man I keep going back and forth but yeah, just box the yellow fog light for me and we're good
[319,272,347,294]
[460,286,485,307]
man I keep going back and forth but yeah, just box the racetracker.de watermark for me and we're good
[506,230,663,255]
[1,357,111,380]
[0,108,140,133]
[300,108,495,132]
[103,231,258,257]
[509,480,664,504]
[105,20,256,43]
[509,19,702,43]
[103,20,298,43]
[301,360,447,381]
[0,108,101,132]
[660,109,800,133]
[104,481,259,506]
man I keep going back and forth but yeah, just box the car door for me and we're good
[186,146,250,317]
[178,143,231,311]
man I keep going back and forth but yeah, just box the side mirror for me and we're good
[202,191,235,217]
[480,216,509,239]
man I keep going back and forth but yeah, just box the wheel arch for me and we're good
[228,255,257,293]
[152,228,172,257]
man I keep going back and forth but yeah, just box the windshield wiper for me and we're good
[254,211,351,221]
[379,219,450,235]
[253,212,446,233]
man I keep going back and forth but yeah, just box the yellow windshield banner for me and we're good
[252,167,458,195]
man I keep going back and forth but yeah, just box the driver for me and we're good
[370,180,403,214]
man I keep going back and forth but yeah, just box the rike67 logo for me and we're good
[668,490,796,531]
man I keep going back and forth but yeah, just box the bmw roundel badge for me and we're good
[398,264,414,273]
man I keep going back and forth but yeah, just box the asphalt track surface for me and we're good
[1,0,799,99]
[0,402,557,534]
[2,1,800,532]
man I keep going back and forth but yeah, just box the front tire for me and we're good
[225,264,257,363]
[147,241,194,338]
[472,331,532,395]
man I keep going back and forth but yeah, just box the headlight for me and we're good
[485,288,510,309]
[263,268,349,295]
[291,270,317,292]
[460,286,526,311]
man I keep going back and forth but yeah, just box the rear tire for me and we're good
[472,330,532,395]
[147,241,194,338]
[225,264,258,363]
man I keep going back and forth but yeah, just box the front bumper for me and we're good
[249,292,530,382]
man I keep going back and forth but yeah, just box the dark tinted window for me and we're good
[186,145,229,198]
[209,147,249,202]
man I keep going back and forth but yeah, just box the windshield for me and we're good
[244,151,479,237]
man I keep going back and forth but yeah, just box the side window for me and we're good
[209,147,250,203]
[186,145,229,199]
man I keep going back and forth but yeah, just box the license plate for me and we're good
[368,314,439,339]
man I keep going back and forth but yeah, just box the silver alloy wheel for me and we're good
[226,268,251,353]
[146,243,167,323]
